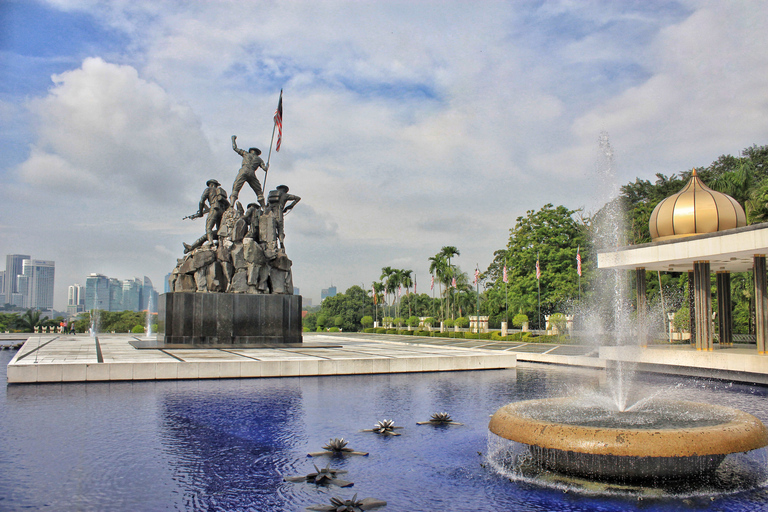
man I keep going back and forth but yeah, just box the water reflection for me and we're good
[160,383,305,510]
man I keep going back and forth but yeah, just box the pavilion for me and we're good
[598,169,768,354]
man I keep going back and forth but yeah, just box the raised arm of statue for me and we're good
[232,135,245,156]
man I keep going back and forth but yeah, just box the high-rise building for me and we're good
[20,259,55,310]
[108,278,123,311]
[321,286,337,301]
[68,284,85,314]
[0,271,5,301]
[84,273,157,312]
[4,254,30,305]
[85,273,110,311]
[121,278,142,312]
[14,275,29,308]
[164,272,172,293]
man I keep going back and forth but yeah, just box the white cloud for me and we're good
[20,57,214,203]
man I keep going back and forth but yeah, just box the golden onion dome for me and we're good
[649,168,746,241]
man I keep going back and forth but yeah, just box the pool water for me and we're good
[3,350,768,511]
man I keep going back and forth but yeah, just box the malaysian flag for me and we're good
[536,258,540,280]
[430,275,434,290]
[503,264,508,283]
[576,246,582,277]
[452,277,457,288]
[274,90,283,152]
[474,268,480,285]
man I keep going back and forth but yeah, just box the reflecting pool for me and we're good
[3,350,768,511]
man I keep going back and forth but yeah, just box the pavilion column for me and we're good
[636,268,647,347]
[754,255,768,354]
[716,272,732,347]
[688,271,696,346]
[693,261,713,351]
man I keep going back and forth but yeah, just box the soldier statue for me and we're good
[183,179,230,253]
[229,135,268,208]
[275,185,301,250]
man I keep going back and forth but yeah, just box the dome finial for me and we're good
[691,167,698,176]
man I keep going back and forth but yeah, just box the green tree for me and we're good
[319,285,370,332]
[428,254,448,319]
[484,204,589,330]
[19,310,45,332]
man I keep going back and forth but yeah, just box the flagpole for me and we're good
[475,265,480,334]
[264,89,282,191]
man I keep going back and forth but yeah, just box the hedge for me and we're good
[398,330,413,335]
[386,329,398,334]
[363,328,375,333]
[328,327,340,332]
[375,328,387,334]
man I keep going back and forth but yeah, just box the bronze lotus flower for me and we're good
[417,412,463,425]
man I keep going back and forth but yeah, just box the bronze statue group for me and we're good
[184,135,300,255]
[170,135,300,295]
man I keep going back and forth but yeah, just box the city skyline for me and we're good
[2,2,768,308]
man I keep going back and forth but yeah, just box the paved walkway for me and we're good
[6,333,518,384]
[8,332,768,384]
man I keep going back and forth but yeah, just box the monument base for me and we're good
[157,292,302,346]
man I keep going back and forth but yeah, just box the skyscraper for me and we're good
[4,254,30,305]
[108,278,123,311]
[85,273,110,310]
[321,286,337,301]
[121,278,142,312]
[68,284,85,314]
[20,259,55,310]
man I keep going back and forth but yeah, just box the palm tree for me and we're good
[20,309,43,333]
[439,246,460,319]
[391,269,404,318]
[380,266,395,317]
[429,254,448,320]
[401,269,413,316]
[372,281,385,324]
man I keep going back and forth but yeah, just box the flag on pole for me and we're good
[414,275,417,294]
[452,277,457,288]
[503,265,508,283]
[536,258,541,280]
[373,290,377,305]
[274,90,283,152]
[474,268,480,284]
[576,246,582,277]
[398,285,402,298]
[430,275,434,290]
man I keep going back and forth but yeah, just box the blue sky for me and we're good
[1,0,767,309]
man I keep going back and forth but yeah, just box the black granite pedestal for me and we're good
[152,292,303,347]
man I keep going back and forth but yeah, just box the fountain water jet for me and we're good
[145,293,153,338]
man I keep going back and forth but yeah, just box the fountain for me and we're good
[145,292,153,338]
[488,133,768,487]
[89,290,101,337]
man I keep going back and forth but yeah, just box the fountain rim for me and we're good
[488,397,768,458]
